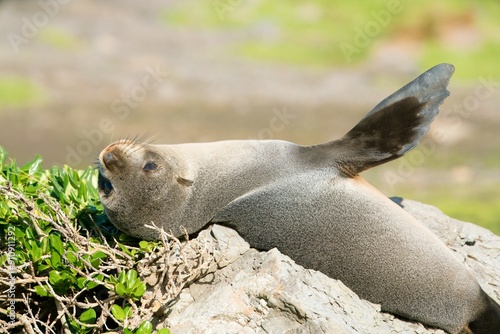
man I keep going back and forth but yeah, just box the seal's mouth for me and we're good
[97,163,114,197]
[97,141,127,198]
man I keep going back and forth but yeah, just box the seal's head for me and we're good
[97,139,192,240]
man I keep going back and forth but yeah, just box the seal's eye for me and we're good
[143,162,158,171]
[102,180,113,196]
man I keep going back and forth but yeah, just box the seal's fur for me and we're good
[98,64,500,333]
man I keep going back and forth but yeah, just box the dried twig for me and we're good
[1,181,222,333]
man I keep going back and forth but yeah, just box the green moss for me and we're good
[0,76,45,108]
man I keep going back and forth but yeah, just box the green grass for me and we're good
[162,0,500,80]
[402,150,500,171]
[0,76,45,108]
[397,184,500,235]
[420,41,500,82]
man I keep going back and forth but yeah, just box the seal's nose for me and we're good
[100,143,126,171]
[103,151,118,168]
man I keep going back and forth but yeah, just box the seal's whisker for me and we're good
[121,135,138,155]
[140,132,159,146]
[125,132,159,155]
[119,136,136,155]
[135,132,156,145]
[92,153,101,168]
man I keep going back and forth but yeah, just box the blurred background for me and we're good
[0,0,499,233]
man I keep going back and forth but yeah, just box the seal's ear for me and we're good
[328,63,454,177]
[177,176,194,187]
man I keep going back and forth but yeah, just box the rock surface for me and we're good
[156,199,499,333]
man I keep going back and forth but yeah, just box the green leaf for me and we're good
[110,304,125,321]
[13,226,25,239]
[34,285,52,297]
[68,169,80,189]
[66,242,81,267]
[113,270,145,299]
[90,251,107,268]
[66,251,78,266]
[25,227,36,240]
[156,329,171,334]
[123,329,134,334]
[123,305,133,319]
[49,270,62,284]
[139,240,157,252]
[135,321,153,334]
[48,269,76,295]
[77,273,103,290]
[117,270,126,283]
[86,273,103,290]
[77,181,87,204]
[125,269,138,287]
[79,308,96,324]
[132,282,146,299]
[77,277,87,289]
[139,240,149,251]
[40,236,49,254]
[68,318,81,332]
[27,240,42,262]
[115,282,127,296]
[112,304,133,321]
[49,233,64,253]
[86,181,99,201]
[92,250,107,259]
[106,274,118,285]
[26,155,43,176]
[49,233,64,268]
[0,146,7,170]
[48,172,70,203]
[117,242,135,256]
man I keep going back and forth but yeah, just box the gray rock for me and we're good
[399,199,500,302]
[157,199,499,333]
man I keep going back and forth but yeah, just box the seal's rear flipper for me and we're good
[468,291,500,334]
[325,63,454,177]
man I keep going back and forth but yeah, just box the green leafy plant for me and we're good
[110,304,133,322]
[110,269,147,300]
[68,309,97,334]
[0,146,179,333]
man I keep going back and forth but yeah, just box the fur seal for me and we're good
[97,64,500,334]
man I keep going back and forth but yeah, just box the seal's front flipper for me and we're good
[324,63,454,177]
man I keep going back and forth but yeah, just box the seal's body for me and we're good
[98,64,500,333]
